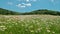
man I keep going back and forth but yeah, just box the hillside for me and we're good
[0,8,20,15]
[0,8,60,15]
[21,9,60,15]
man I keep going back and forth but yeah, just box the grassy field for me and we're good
[0,15,60,34]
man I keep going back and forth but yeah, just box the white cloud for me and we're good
[25,3,31,6]
[16,4,26,8]
[20,6,26,8]
[26,0,30,2]
[7,2,13,5]
[26,0,37,2]
[16,3,32,8]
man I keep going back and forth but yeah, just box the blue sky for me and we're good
[0,0,60,12]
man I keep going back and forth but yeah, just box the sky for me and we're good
[0,0,60,12]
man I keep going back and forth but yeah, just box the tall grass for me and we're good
[0,15,60,34]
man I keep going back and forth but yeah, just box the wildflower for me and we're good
[52,31,55,34]
[30,30,34,32]
[36,23,40,25]
[0,26,5,27]
[21,24,25,26]
[47,29,50,33]
[0,26,7,31]
[29,25,33,28]
[37,28,41,31]
[15,23,18,25]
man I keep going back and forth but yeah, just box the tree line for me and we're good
[21,9,60,16]
[0,8,60,15]
[0,8,20,15]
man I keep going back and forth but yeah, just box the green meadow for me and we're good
[0,15,60,34]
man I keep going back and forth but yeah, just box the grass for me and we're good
[0,15,60,34]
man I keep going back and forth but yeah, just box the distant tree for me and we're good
[0,8,20,15]
[21,9,60,15]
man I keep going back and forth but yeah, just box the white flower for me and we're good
[29,25,33,28]
[0,26,7,31]
[0,26,5,27]
[47,29,50,33]
[21,24,25,26]
[52,31,55,33]
[30,30,34,32]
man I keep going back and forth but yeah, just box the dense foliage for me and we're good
[0,8,60,15]
[22,9,60,15]
[0,8,20,15]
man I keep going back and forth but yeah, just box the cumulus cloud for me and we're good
[16,3,32,8]
[25,3,31,6]
[16,4,26,8]
[7,2,13,5]
[20,6,26,8]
